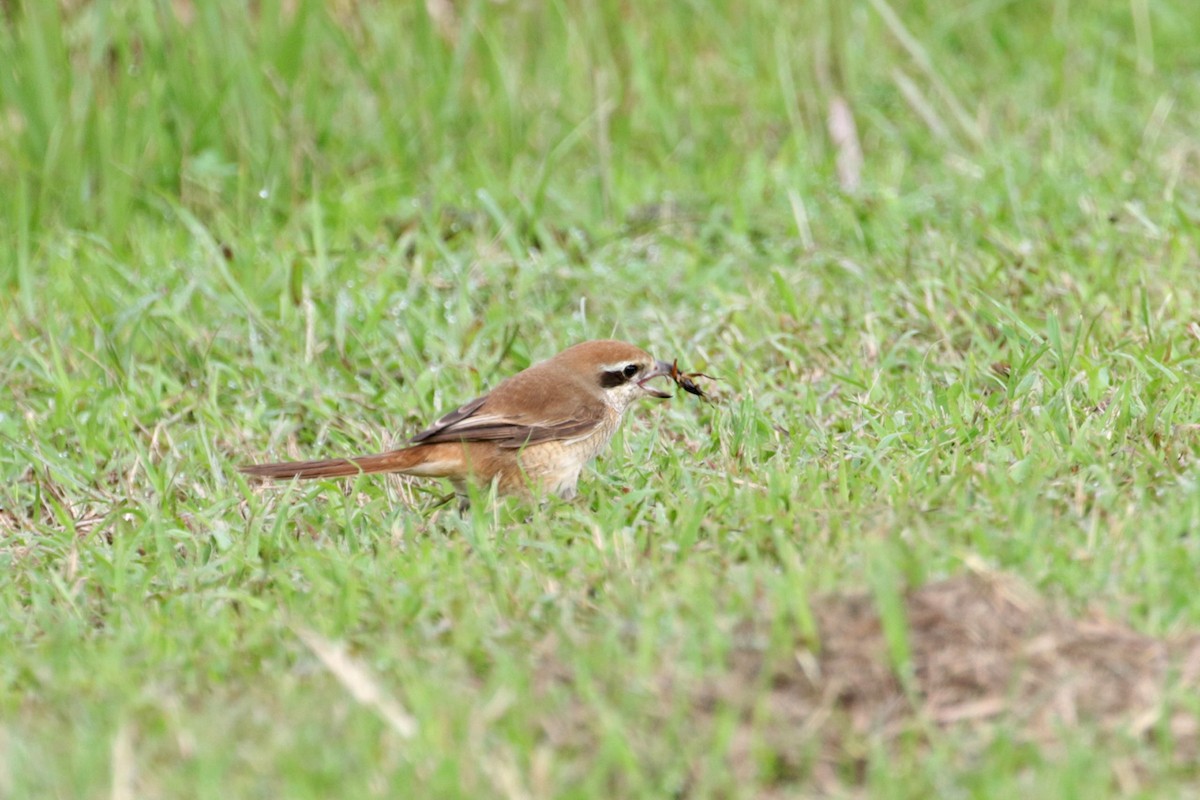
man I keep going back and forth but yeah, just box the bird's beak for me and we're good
[638,359,675,399]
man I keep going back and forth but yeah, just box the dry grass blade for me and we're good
[827,95,863,193]
[110,721,136,800]
[294,627,418,739]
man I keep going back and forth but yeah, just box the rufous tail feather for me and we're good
[239,449,423,480]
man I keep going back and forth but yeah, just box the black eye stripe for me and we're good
[600,364,641,388]
[600,370,629,388]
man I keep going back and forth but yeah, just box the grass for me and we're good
[3,0,1200,796]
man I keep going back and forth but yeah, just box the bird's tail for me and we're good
[239,449,426,481]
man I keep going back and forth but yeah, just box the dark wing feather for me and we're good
[408,396,489,444]
[491,419,602,448]
[407,373,606,449]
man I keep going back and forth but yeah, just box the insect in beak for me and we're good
[639,359,716,402]
[667,358,716,402]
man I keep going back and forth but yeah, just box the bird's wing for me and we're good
[408,371,608,449]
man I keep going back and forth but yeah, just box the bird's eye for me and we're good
[623,364,640,378]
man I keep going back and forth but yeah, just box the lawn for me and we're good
[3,0,1200,796]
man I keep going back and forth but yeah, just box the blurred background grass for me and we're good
[4,0,1195,241]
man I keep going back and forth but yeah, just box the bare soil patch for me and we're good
[709,571,1200,791]
[537,571,1200,793]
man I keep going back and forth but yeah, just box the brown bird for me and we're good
[240,340,677,503]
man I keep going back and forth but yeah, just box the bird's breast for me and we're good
[504,412,622,497]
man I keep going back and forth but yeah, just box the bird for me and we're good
[240,340,678,503]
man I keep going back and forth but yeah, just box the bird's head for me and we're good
[552,339,675,410]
